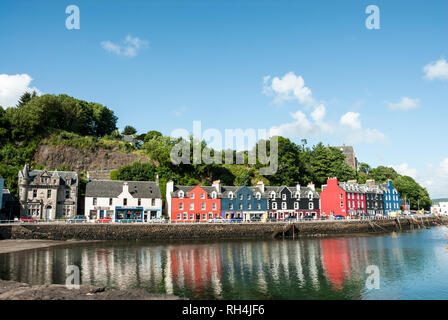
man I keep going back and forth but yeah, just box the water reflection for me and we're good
[1,227,448,299]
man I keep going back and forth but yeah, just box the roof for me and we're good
[333,146,355,154]
[86,180,161,198]
[265,186,319,198]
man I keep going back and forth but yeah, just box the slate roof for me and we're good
[86,180,161,198]
[265,186,319,198]
[18,165,77,185]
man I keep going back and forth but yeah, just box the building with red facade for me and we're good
[320,178,366,218]
[166,181,221,222]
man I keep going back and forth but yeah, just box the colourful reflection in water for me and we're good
[1,227,448,299]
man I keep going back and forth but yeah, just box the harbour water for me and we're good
[1,226,448,299]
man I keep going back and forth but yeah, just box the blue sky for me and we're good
[1,0,447,197]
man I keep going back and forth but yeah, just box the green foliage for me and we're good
[358,162,371,174]
[16,91,38,107]
[116,162,158,181]
[110,170,119,180]
[392,175,431,210]
[368,166,399,183]
[122,125,137,135]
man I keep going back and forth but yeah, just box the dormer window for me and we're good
[308,192,313,200]
[229,192,234,199]
[191,193,195,199]
[270,192,275,199]
[256,192,261,200]
[282,194,286,200]
[201,193,205,199]
[211,192,217,199]
[179,191,184,199]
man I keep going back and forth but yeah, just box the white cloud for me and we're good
[440,158,448,174]
[387,97,420,111]
[389,163,418,179]
[172,105,187,117]
[263,72,313,104]
[423,58,448,81]
[340,112,361,129]
[101,35,148,58]
[0,74,41,107]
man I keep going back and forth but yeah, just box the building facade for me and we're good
[18,164,78,219]
[220,183,268,221]
[363,180,384,216]
[265,183,320,220]
[380,180,401,215]
[166,182,221,222]
[321,178,366,218]
[85,180,162,222]
[332,145,358,170]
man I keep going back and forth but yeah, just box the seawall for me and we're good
[0,216,446,241]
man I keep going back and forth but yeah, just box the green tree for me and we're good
[122,126,137,135]
[16,91,38,107]
[358,162,371,174]
[392,175,431,210]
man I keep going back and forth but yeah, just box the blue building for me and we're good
[380,180,401,215]
[218,182,268,221]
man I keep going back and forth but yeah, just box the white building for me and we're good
[85,180,162,222]
[432,202,448,215]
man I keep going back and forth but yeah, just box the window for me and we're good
[191,193,195,199]
[229,192,234,199]
[190,203,194,210]
[270,192,276,199]
[257,204,261,210]
[212,203,216,210]
[282,194,286,200]
[179,191,184,198]
[93,198,97,205]
[348,193,351,199]
[65,190,70,199]
[138,198,141,206]
[256,193,261,200]
[294,202,299,209]
[109,198,113,205]
[177,214,181,220]
[248,204,251,210]
[309,202,314,210]
[340,202,343,208]
[339,194,343,199]
[151,199,155,206]
[239,194,243,200]
[203,213,207,220]
[247,194,251,200]
[123,198,127,206]
[272,203,277,210]
[179,202,183,210]
[209,213,213,219]
[190,214,194,220]
[201,193,205,199]
[47,190,51,198]
[202,203,206,210]
[239,204,243,210]
[33,189,37,198]
[308,192,313,200]
[183,213,187,220]
[282,202,286,210]
[211,192,217,199]
[229,203,233,210]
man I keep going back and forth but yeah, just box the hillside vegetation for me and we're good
[0,92,431,210]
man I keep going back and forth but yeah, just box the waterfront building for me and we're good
[363,180,384,216]
[0,175,3,211]
[18,164,78,219]
[166,181,221,222]
[85,179,162,222]
[220,181,269,221]
[1,189,18,219]
[432,202,448,215]
[320,178,366,218]
[265,182,320,220]
[379,180,401,216]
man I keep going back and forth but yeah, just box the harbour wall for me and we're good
[0,216,446,241]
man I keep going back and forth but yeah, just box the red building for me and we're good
[320,178,366,218]
[166,182,221,222]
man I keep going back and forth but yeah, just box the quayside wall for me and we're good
[0,216,446,241]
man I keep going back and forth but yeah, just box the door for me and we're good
[46,207,52,220]
[196,214,200,222]
[100,210,104,218]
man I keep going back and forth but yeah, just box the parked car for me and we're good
[119,218,136,223]
[208,217,226,223]
[334,215,345,220]
[229,218,243,223]
[250,216,262,222]
[19,216,37,223]
[95,217,112,223]
[303,216,314,221]
[150,217,167,223]
[67,215,87,223]
[266,217,278,222]
[284,216,297,222]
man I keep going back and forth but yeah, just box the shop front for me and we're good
[115,206,144,222]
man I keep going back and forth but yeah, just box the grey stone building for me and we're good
[333,145,358,170]
[18,164,78,220]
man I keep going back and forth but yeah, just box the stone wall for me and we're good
[0,216,445,241]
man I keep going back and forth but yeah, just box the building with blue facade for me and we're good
[0,175,4,211]
[380,180,401,215]
[218,182,268,221]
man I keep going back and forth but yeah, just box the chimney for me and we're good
[347,179,358,184]
[327,177,338,186]
[155,174,159,185]
[296,182,300,192]
[212,180,221,193]
[366,179,375,187]
[122,181,129,194]
[256,181,264,193]
[307,182,315,191]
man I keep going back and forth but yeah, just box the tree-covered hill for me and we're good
[0,92,431,210]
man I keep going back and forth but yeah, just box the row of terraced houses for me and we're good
[13,164,402,222]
